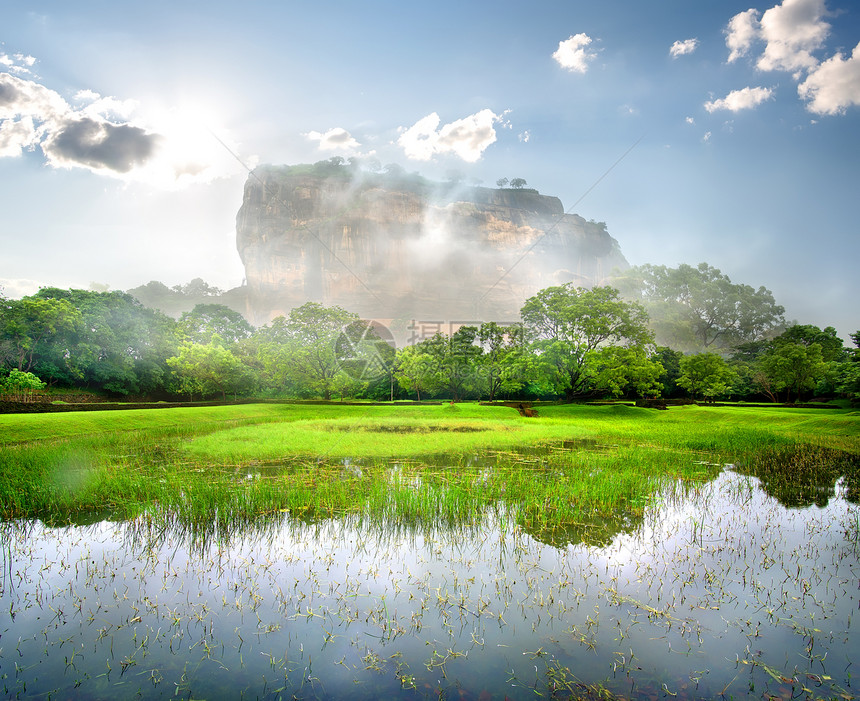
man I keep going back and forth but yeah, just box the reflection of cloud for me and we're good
[798,42,860,114]
[705,86,774,112]
[306,127,361,152]
[553,33,596,73]
[670,38,699,58]
[398,109,501,163]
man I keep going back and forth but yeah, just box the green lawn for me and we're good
[1,402,857,531]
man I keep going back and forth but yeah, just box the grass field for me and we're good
[1,402,857,532]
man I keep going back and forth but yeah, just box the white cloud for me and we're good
[725,0,830,76]
[0,52,36,75]
[685,116,696,124]
[0,72,160,173]
[552,33,597,73]
[703,131,712,142]
[518,130,530,143]
[757,0,830,75]
[0,72,69,122]
[0,114,37,157]
[670,38,699,58]
[726,9,761,63]
[74,90,138,120]
[306,127,360,152]
[0,278,41,299]
[398,109,501,163]
[0,69,244,185]
[704,86,774,112]
[798,41,860,114]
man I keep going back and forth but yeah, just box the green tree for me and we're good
[590,347,664,398]
[616,263,785,352]
[394,343,443,401]
[509,177,527,189]
[0,369,47,402]
[267,302,362,400]
[171,278,223,297]
[478,322,528,401]
[758,339,828,403]
[0,296,81,373]
[333,319,396,399]
[394,330,480,401]
[652,347,684,398]
[180,303,255,346]
[438,327,483,401]
[521,284,653,400]
[31,288,180,395]
[836,331,860,401]
[166,339,254,400]
[778,324,845,362]
[677,353,738,401]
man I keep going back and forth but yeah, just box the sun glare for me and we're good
[135,100,248,188]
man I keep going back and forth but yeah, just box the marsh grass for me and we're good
[1,403,857,536]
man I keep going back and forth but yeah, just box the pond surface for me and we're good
[1,468,858,700]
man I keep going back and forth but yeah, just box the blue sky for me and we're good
[1,0,858,340]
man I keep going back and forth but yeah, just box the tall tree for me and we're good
[757,330,831,402]
[677,353,738,401]
[166,338,254,401]
[31,288,180,395]
[394,343,443,401]
[394,330,481,401]
[836,331,860,401]
[263,302,362,400]
[520,284,653,400]
[615,263,785,352]
[478,322,528,401]
[0,296,81,374]
[777,324,845,362]
[180,303,255,346]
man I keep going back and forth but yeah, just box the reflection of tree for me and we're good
[520,509,643,548]
[734,445,859,508]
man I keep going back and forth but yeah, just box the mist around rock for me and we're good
[232,160,629,331]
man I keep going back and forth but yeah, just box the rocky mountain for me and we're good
[235,162,629,325]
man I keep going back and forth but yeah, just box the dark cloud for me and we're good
[41,116,161,173]
[0,78,23,108]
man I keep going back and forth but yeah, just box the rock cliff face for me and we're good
[236,164,628,324]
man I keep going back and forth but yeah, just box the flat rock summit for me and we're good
[235,162,628,324]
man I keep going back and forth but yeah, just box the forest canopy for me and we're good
[1,265,856,404]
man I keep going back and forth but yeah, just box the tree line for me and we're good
[1,263,857,404]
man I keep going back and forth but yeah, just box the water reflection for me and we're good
[2,468,858,700]
[733,444,860,508]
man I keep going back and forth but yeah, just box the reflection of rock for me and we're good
[236,164,629,325]
[521,510,643,549]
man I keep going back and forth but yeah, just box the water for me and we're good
[1,468,858,700]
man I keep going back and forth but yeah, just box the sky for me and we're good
[1,0,858,340]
